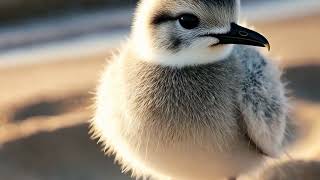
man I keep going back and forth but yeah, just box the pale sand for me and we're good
[253,13,320,67]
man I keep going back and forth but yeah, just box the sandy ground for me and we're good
[1,13,320,180]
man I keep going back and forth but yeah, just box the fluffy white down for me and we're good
[91,47,264,180]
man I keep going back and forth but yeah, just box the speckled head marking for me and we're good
[131,0,241,67]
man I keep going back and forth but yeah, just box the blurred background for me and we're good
[0,1,320,180]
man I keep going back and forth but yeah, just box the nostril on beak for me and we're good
[239,31,249,37]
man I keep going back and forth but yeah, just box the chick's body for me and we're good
[92,0,289,179]
[93,45,286,180]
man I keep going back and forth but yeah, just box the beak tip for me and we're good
[265,43,271,51]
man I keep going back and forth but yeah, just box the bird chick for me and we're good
[92,0,290,179]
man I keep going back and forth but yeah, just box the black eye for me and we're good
[178,14,200,30]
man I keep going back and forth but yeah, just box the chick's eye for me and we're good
[178,14,200,30]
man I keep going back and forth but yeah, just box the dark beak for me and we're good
[204,23,270,51]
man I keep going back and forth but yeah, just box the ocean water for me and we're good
[0,1,319,67]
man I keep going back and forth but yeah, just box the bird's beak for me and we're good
[205,23,270,51]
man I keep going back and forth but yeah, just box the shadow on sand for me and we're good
[284,64,320,102]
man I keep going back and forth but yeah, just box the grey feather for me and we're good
[120,45,290,154]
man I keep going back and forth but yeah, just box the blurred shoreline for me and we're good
[0,0,275,24]
[1,1,320,67]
